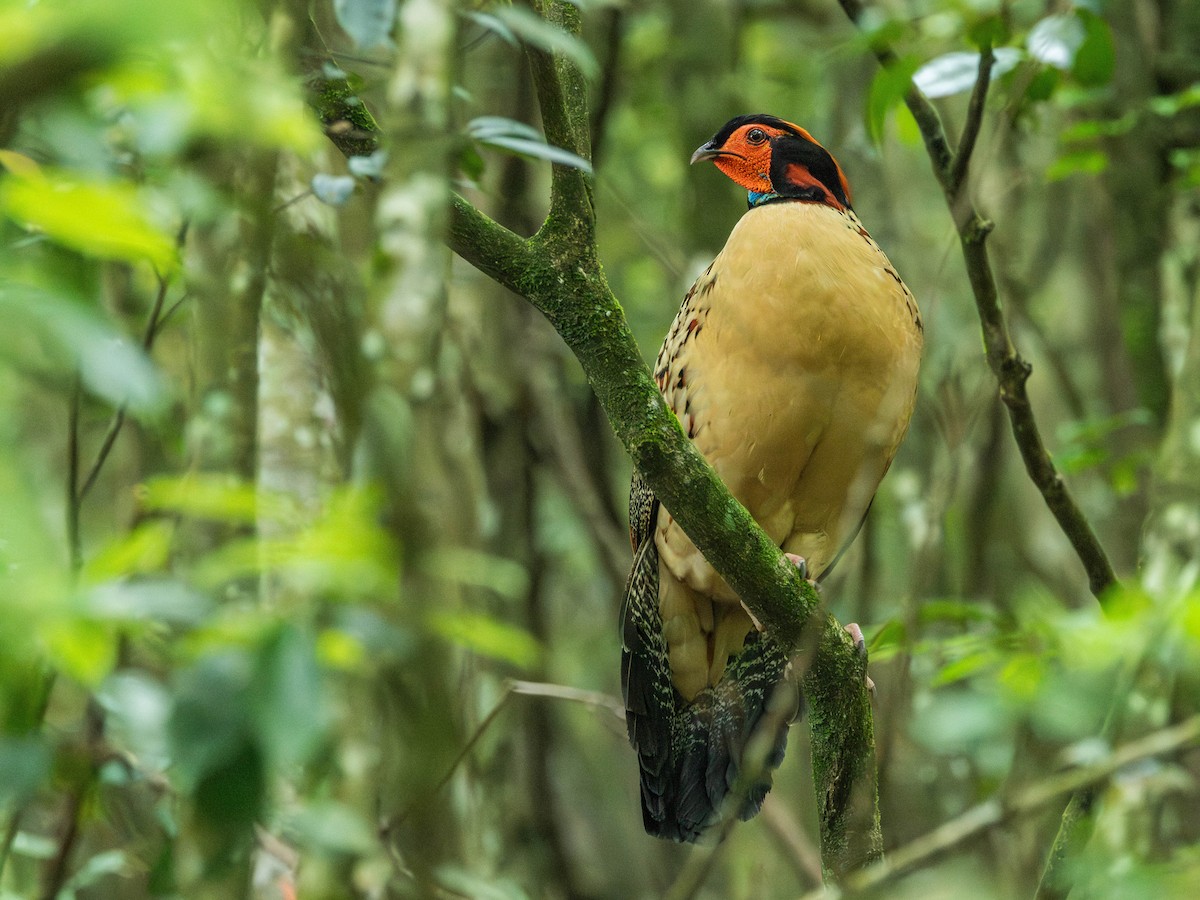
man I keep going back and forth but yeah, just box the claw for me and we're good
[784,552,808,581]
[844,622,865,650]
[844,623,876,695]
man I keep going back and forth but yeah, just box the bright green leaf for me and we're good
[139,475,260,524]
[1072,11,1116,88]
[933,650,999,686]
[84,521,176,581]
[1046,148,1109,181]
[0,171,177,272]
[44,619,117,687]
[867,56,919,144]
[427,610,542,669]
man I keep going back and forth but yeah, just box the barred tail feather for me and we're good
[620,513,798,842]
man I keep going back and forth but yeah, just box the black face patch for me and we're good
[768,137,852,210]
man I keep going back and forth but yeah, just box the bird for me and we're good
[620,114,922,842]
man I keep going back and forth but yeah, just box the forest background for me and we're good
[1,0,1200,897]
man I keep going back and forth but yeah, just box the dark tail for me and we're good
[621,527,798,842]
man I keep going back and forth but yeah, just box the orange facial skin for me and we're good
[705,123,789,192]
[691,116,854,212]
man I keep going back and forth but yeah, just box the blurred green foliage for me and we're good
[1,0,1199,897]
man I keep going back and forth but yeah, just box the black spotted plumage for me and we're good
[621,477,798,842]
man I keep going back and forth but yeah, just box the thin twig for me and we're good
[151,290,191,339]
[948,44,994,198]
[382,679,622,838]
[78,244,183,502]
[759,795,825,889]
[39,699,105,900]
[802,715,1200,899]
[66,376,83,573]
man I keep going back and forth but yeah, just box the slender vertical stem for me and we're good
[66,376,83,573]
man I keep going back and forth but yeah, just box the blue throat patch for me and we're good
[747,190,781,208]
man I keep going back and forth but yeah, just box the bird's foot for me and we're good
[784,553,819,590]
[844,622,876,695]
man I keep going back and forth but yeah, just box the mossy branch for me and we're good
[445,0,881,876]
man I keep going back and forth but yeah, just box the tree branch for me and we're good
[443,0,880,872]
[838,0,1117,599]
[802,714,1200,899]
[948,44,993,199]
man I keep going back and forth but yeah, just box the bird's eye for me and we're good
[746,128,768,145]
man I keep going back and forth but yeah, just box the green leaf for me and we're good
[967,14,1010,50]
[168,651,253,787]
[477,135,594,172]
[97,672,172,770]
[420,547,529,599]
[85,579,213,626]
[286,801,376,855]
[867,56,920,144]
[492,6,598,80]
[1059,113,1137,140]
[1046,148,1109,181]
[139,474,260,523]
[933,650,999,686]
[467,115,544,142]
[44,618,117,686]
[427,610,542,669]
[0,282,169,414]
[867,620,907,662]
[84,520,176,581]
[1150,83,1200,117]
[333,0,396,50]
[1072,11,1116,87]
[462,10,518,47]
[63,850,129,894]
[250,625,325,768]
[1024,66,1061,103]
[467,117,593,174]
[0,170,178,272]
[0,738,50,805]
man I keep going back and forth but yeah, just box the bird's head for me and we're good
[690,114,852,211]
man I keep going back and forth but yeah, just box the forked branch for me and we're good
[445,0,881,877]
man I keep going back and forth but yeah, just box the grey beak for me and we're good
[690,143,724,165]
